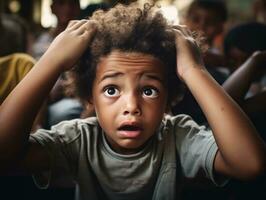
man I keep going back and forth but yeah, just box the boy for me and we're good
[184,0,227,50]
[183,0,228,69]
[0,2,265,200]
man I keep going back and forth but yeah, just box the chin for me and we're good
[118,140,147,153]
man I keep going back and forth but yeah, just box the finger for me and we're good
[172,24,187,29]
[68,19,89,31]
[172,28,186,40]
[172,24,192,37]
[67,20,79,28]
[81,28,97,43]
[77,20,98,35]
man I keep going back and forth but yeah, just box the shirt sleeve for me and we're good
[172,115,228,186]
[29,119,82,189]
[15,53,36,79]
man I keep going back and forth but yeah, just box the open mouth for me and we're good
[118,125,142,131]
[117,124,143,138]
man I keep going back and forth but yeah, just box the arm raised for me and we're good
[223,51,266,113]
[0,20,97,171]
[174,26,266,180]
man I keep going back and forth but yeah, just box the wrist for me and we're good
[181,65,207,83]
[40,50,67,73]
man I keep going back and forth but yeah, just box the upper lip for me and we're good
[118,121,143,131]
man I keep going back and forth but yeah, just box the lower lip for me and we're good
[117,130,141,138]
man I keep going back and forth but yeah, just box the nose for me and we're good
[123,92,141,116]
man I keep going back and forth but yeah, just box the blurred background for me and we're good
[0,0,260,30]
[0,0,263,57]
[1,0,266,200]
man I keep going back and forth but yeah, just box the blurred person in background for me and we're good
[32,0,81,60]
[183,0,228,71]
[252,0,266,24]
[32,0,91,129]
[223,21,266,145]
[0,13,33,56]
[172,0,229,125]
[223,22,266,99]
[0,13,45,131]
[223,51,266,141]
[224,22,266,73]
[222,22,266,200]
[0,13,48,200]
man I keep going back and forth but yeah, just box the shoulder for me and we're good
[2,53,36,68]
[0,53,35,64]
[0,53,35,76]
[164,114,202,130]
[50,116,99,133]
[163,114,213,145]
[11,53,36,64]
[32,117,100,144]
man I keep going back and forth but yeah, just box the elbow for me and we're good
[240,156,266,180]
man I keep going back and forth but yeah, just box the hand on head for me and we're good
[43,19,97,71]
[172,25,204,80]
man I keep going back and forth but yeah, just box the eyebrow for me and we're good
[99,72,165,84]
[144,74,165,84]
[99,72,123,82]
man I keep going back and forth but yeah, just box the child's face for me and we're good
[51,0,80,25]
[91,50,168,154]
[185,7,223,43]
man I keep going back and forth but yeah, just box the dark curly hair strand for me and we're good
[66,2,184,106]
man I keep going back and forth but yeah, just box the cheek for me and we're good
[93,95,118,122]
[145,97,167,118]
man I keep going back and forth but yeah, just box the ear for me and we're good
[87,95,94,106]
[81,100,95,118]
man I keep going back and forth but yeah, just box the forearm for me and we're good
[183,67,266,177]
[222,56,257,103]
[0,55,62,163]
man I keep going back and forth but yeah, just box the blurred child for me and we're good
[0,13,32,56]
[252,0,266,24]
[32,0,81,60]
[223,22,266,99]
[0,2,265,200]
[173,0,229,123]
[224,22,266,72]
[223,51,266,140]
[222,50,266,200]
[32,0,87,128]
[0,14,44,131]
[184,0,228,68]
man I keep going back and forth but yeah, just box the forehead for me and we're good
[96,50,166,76]
[190,6,218,18]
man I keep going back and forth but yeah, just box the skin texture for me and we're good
[0,11,265,185]
[91,51,168,154]
[223,51,266,113]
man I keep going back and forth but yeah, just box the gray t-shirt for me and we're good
[30,114,222,200]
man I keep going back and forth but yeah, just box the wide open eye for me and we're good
[142,87,159,98]
[103,86,120,97]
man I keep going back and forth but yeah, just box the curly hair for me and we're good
[66,2,184,105]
